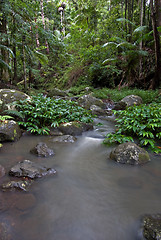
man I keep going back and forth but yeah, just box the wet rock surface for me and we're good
[30,142,54,157]
[58,121,93,136]
[142,214,161,240]
[90,105,111,116]
[0,89,30,112]
[110,142,150,165]
[9,160,56,179]
[1,180,33,192]
[50,135,77,143]
[77,94,106,110]
[0,120,21,142]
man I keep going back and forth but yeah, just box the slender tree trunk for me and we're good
[40,0,49,54]
[35,18,40,48]
[0,0,9,83]
[12,14,17,84]
[125,0,128,38]
[150,0,161,89]
[22,36,27,89]
[139,0,144,79]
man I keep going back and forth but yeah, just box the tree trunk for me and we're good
[22,36,27,89]
[150,0,161,89]
[0,0,9,83]
[40,0,49,54]
[12,14,17,84]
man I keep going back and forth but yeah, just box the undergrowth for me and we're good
[9,94,93,135]
[104,103,161,153]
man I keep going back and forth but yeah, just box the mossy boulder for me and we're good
[110,142,150,165]
[47,88,68,98]
[77,94,106,110]
[0,120,21,142]
[0,89,30,113]
[113,95,143,110]
[58,121,93,136]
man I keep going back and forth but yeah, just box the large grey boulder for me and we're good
[110,142,150,165]
[0,120,21,142]
[9,160,56,179]
[77,94,106,110]
[0,89,30,112]
[114,95,143,110]
[30,142,54,157]
[141,214,161,240]
[47,88,67,97]
[58,121,93,136]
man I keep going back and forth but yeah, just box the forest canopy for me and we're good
[0,0,161,90]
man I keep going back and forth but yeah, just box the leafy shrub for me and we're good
[92,88,158,103]
[14,94,93,135]
[104,103,161,153]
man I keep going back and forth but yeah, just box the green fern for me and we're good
[3,110,25,120]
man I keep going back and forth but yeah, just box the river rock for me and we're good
[50,135,77,143]
[113,101,127,110]
[90,105,111,116]
[30,142,54,157]
[110,142,150,165]
[114,95,143,110]
[0,120,21,142]
[1,180,33,192]
[9,160,56,179]
[58,121,93,136]
[0,89,30,113]
[141,214,161,240]
[77,94,106,110]
[47,88,67,97]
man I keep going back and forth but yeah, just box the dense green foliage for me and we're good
[92,88,159,103]
[104,103,161,153]
[0,0,160,90]
[14,94,93,135]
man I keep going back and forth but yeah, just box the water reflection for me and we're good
[0,120,161,240]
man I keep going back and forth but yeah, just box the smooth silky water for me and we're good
[0,118,161,240]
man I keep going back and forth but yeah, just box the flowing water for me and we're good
[0,118,161,240]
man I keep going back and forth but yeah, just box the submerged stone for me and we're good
[9,159,56,179]
[110,142,150,165]
[141,214,161,240]
[1,180,33,192]
[30,142,54,157]
[50,135,77,143]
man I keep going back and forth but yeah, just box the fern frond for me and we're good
[3,110,25,120]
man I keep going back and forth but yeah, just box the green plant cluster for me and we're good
[14,94,93,135]
[92,88,158,103]
[104,103,161,153]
